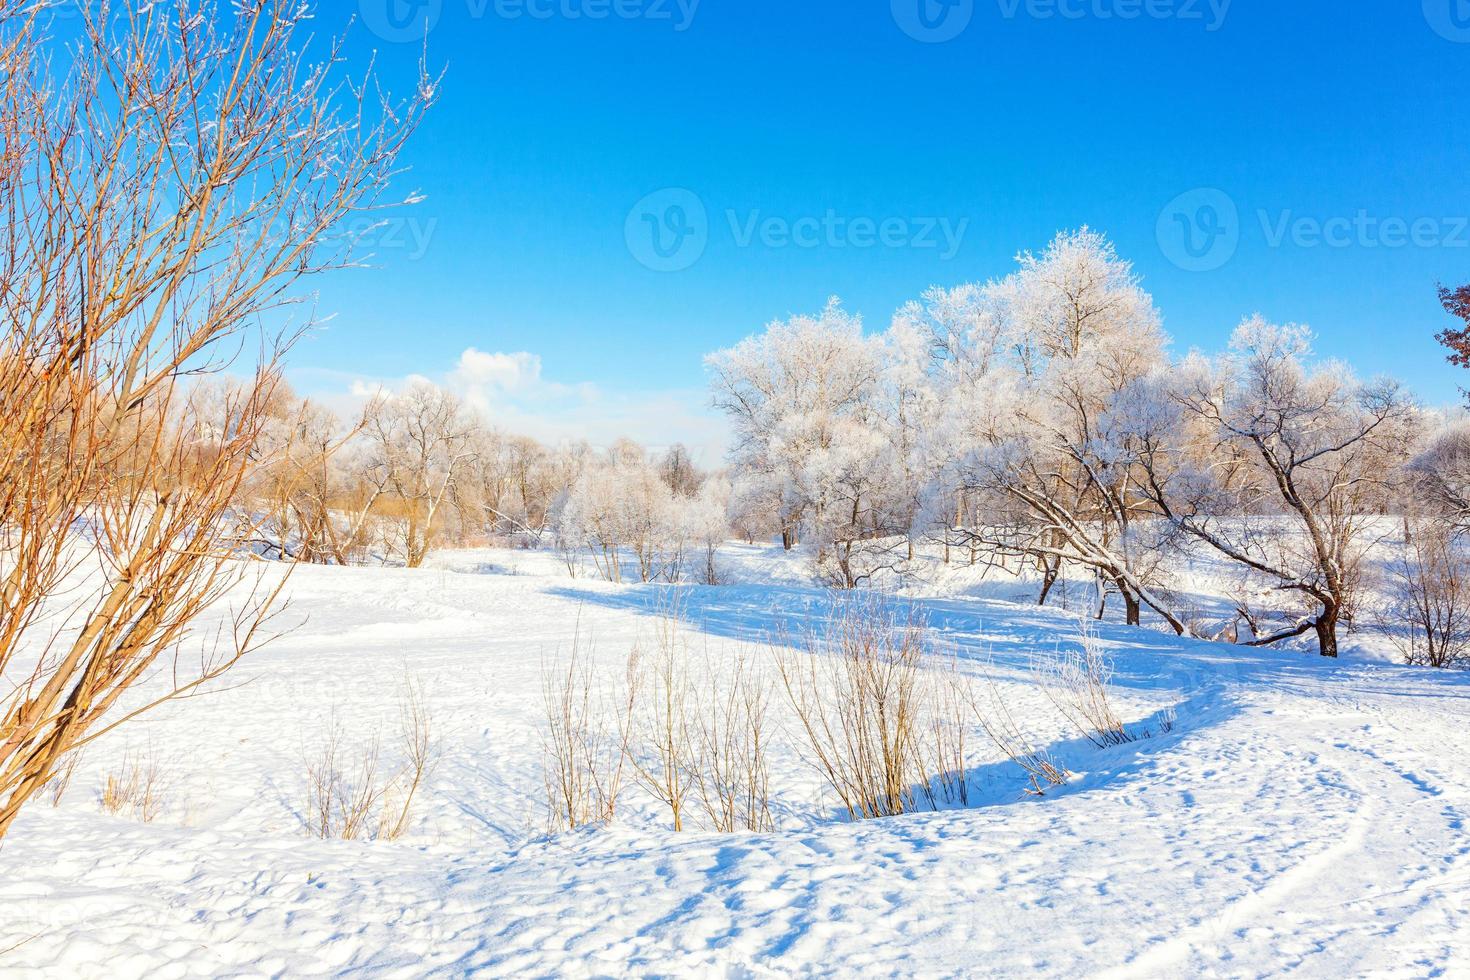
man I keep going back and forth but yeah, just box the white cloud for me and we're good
[453,349,542,392]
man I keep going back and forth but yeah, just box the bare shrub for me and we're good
[99,749,167,824]
[381,677,440,841]
[304,681,439,841]
[920,654,976,809]
[775,597,974,820]
[974,667,1070,796]
[622,604,698,831]
[692,646,774,833]
[304,722,389,841]
[0,2,432,840]
[1036,623,1135,748]
[540,632,630,833]
[1380,520,1470,669]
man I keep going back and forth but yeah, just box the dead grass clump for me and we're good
[99,750,167,823]
[541,631,630,833]
[304,680,439,841]
[1036,622,1136,749]
[776,596,976,821]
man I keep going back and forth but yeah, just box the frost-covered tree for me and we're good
[1136,319,1418,657]
[709,300,911,586]
[659,444,702,498]
[1410,419,1470,531]
[684,474,733,585]
[556,444,725,583]
[931,230,1185,628]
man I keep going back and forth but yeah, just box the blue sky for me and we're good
[299,0,1470,458]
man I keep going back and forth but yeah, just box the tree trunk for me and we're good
[1122,589,1141,627]
[1314,602,1340,658]
[1038,556,1060,606]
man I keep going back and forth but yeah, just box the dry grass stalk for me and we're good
[776,596,971,821]
[304,721,389,841]
[305,679,438,842]
[621,601,697,831]
[99,749,166,823]
[1036,622,1135,749]
[692,645,774,833]
[920,653,974,808]
[381,676,439,841]
[46,748,85,808]
[974,667,1070,796]
[540,630,630,833]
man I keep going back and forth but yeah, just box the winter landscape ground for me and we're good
[3,545,1467,978]
[4,4,1468,979]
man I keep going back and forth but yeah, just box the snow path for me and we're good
[2,552,1468,977]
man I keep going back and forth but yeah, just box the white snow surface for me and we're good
[2,545,1468,977]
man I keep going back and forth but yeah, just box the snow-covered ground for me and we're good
[2,545,1468,977]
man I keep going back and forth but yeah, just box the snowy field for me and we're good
[2,545,1468,977]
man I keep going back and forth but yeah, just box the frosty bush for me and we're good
[555,447,730,584]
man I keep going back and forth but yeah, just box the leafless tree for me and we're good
[1136,319,1417,657]
[364,383,476,568]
